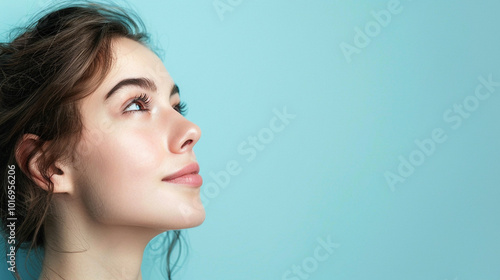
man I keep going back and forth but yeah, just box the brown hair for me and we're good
[0,2,182,279]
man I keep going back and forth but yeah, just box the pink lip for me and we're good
[162,163,202,187]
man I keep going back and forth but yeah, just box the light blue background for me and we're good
[1,0,500,279]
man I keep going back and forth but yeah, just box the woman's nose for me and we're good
[169,114,201,154]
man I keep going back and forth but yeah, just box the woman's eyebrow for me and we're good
[104,77,180,100]
[105,77,157,100]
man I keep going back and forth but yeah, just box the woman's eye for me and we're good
[123,93,151,113]
[124,102,142,112]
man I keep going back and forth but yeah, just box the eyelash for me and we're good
[124,93,188,116]
[124,93,151,113]
[175,102,188,116]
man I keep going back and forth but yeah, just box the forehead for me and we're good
[106,37,173,85]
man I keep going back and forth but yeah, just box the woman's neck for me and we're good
[39,199,161,280]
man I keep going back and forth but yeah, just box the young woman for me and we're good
[0,2,205,279]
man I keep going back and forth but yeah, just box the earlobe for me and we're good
[15,134,73,194]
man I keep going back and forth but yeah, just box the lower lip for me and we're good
[163,174,203,187]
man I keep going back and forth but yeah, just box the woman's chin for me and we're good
[175,206,206,229]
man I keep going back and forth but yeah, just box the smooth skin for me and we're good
[21,37,204,280]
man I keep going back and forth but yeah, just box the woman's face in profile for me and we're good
[70,37,204,231]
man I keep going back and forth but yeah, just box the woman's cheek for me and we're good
[114,130,163,169]
[74,132,162,224]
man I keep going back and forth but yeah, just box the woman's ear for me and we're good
[15,134,73,194]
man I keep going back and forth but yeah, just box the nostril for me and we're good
[181,139,193,149]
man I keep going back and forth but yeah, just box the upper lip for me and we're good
[162,162,199,181]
